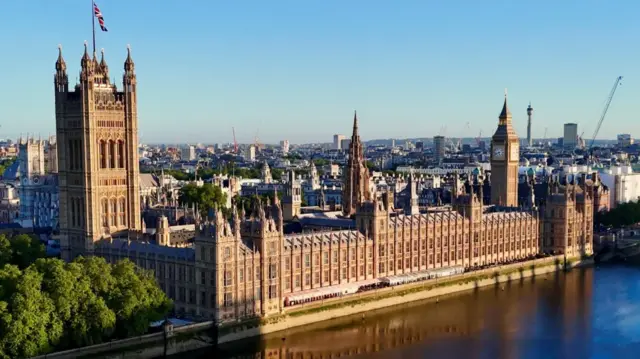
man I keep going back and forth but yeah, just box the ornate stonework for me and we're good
[490,94,519,207]
[342,111,371,216]
[55,44,141,261]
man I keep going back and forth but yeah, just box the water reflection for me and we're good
[207,266,640,359]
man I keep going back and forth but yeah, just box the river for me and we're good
[199,265,640,359]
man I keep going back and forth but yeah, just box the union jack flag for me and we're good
[93,2,108,32]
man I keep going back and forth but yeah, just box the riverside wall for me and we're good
[218,255,592,343]
[30,255,592,358]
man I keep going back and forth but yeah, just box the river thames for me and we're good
[201,264,640,359]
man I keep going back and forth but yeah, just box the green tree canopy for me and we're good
[596,200,640,228]
[0,234,45,269]
[179,183,228,218]
[0,234,171,359]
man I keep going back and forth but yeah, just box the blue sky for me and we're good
[0,0,638,144]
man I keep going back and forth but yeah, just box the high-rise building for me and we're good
[55,44,141,261]
[340,138,351,151]
[342,111,370,216]
[617,134,634,147]
[563,123,578,149]
[280,140,290,154]
[433,136,445,164]
[526,102,533,147]
[333,134,345,150]
[490,93,519,207]
[180,145,196,161]
[415,141,424,152]
[244,145,256,162]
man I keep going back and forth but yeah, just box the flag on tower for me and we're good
[93,2,108,32]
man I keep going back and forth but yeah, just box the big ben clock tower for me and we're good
[490,91,519,207]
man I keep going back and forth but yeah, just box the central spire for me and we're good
[499,89,512,122]
[352,110,358,137]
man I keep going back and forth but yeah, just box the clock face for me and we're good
[492,145,505,160]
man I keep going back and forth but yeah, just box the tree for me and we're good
[0,234,45,269]
[596,200,640,228]
[0,234,172,358]
[179,183,228,218]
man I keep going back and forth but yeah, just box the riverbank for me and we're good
[218,255,592,343]
[31,255,591,359]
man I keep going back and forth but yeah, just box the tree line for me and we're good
[596,200,640,228]
[0,234,171,359]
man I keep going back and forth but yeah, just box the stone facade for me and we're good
[490,94,519,207]
[54,44,141,261]
[342,111,371,216]
[51,53,594,326]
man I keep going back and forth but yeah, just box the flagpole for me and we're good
[91,0,96,54]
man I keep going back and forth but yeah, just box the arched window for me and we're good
[118,197,126,227]
[101,198,108,227]
[71,197,76,227]
[110,198,117,227]
[100,140,107,169]
[109,140,116,168]
[117,140,125,168]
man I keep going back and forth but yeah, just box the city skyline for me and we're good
[1,1,639,143]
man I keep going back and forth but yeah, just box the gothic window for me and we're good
[99,140,107,169]
[109,140,116,168]
[100,198,108,227]
[110,198,116,226]
[70,198,76,227]
[118,197,126,226]
[117,140,124,168]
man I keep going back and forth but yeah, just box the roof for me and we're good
[139,173,159,189]
[284,230,369,250]
[96,238,196,260]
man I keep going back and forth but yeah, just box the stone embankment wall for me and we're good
[31,255,592,358]
[218,255,592,343]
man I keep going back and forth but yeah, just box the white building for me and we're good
[280,140,290,154]
[333,134,345,150]
[617,134,634,147]
[244,145,256,162]
[600,166,640,208]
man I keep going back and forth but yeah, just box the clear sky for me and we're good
[0,0,638,144]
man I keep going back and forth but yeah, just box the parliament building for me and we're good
[54,46,594,323]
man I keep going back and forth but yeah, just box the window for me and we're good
[255,267,261,281]
[224,247,231,260]
[200,271,206,285]
[305,273,311,286]
[269,264,277,279]
[341,268,347,279]
[379,262,385,273]
[118,198,126,227]
[323,252,329,265]
[99,140,107,169]
[239,268,244,283]
[109,198,116,226]
[224,270,232,286]
[314,272,320,284]
[285,257,290,270]
[109,140,116,168]
[332,250,338,264]
[294,275,301,288]
[304,254,310,268]
[268,285,277,299]
[295,257,300,269]
[224,292,233,307]
[117,140,124,168]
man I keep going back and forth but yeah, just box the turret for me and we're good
[54,45,68,93]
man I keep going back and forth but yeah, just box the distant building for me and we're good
[600,166,640,209]
[563,123,578,149]
[280,140,290,154]
[333,134,345,150]
[433,136,445,164]
[340,138,351,151]
[617,134,634,147]
[415,141,424,152]
[244,145,256,162]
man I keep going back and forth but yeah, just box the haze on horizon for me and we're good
[0,0,637,144]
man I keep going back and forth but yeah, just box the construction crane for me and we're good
[590,76,623,149]
[232,127,238,153]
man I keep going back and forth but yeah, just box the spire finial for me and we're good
[504,88,508,98]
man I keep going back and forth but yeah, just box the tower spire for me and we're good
[499,89,511,121]
[352,110,358,137]
[55,44,66,72]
